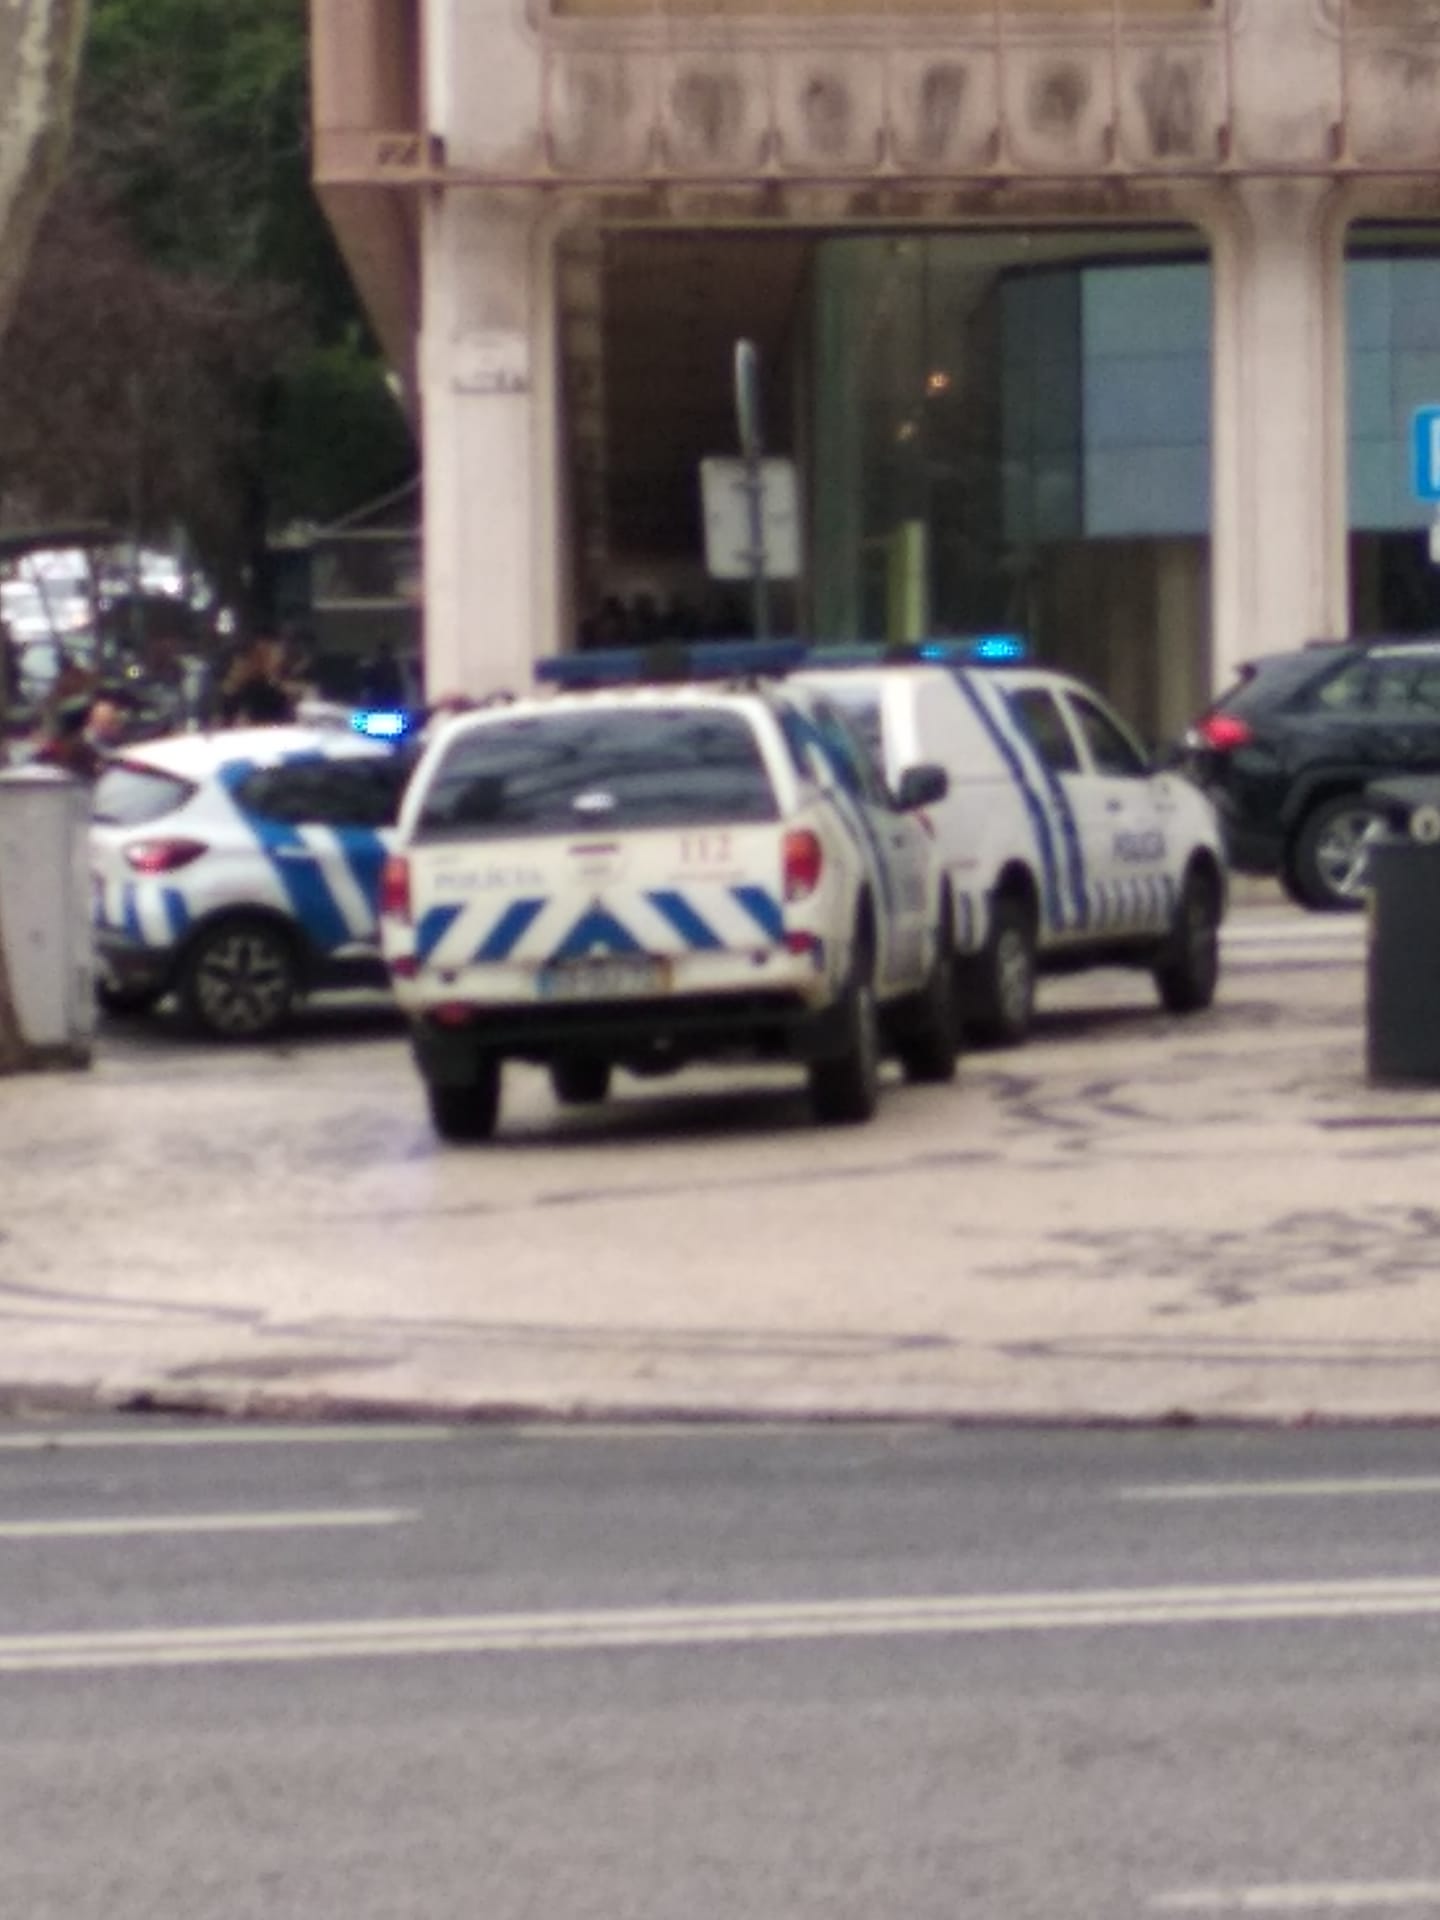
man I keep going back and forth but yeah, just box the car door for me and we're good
[1057,687,1173,936]
[802,696,931,991]
[1359,654,1440,775]
[230,755,403,957]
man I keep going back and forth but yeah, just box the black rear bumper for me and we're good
[410,989,846,1082]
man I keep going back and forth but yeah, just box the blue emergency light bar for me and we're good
[534,633,1029,691]
[811,635,1029,667]
[537,640,810,689]
[351,707,412,740]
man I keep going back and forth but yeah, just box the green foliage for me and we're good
[0,0,413,599]
[268,335,417,527]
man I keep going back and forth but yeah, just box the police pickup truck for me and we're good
[795,642,1227,1043]
[381,646,959,1141]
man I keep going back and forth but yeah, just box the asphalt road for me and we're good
[7,1420,1440,1918]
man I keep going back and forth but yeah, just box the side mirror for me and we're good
[895,762,948,811]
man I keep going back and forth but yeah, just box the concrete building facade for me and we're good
[310,0,1440,740]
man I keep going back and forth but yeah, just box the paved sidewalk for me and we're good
[1,897,1438,1426]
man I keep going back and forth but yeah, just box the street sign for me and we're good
[699,458,800,580]
[1413,407,1440,502]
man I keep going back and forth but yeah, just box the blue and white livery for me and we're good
[383,677,958,1141]
[794,658,1226,1043]
[90,724,409,1039]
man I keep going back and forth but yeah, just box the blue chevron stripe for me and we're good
[550,906,644,962]
[648,890,723,951]
[477,898,546,961]
[733,885,784,943]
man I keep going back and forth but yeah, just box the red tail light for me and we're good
[782,829,824,902]
[380,854,411,921]
[123,839,207,874]
[1196,713,1253,752]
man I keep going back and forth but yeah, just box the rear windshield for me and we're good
[92,761,194,827]
[414,707,779,839]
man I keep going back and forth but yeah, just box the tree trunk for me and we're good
[0,0,92,1073]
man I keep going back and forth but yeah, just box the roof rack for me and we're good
[536,633,1029,691]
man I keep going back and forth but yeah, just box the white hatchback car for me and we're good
[795,647,1227,1042]
[90,724,412,1038]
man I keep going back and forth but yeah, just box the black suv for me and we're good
[1180,637,1440,910]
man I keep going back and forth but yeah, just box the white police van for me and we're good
[381,644,959,1141]
[90,721,412,1039]
[795,642,1227,1042]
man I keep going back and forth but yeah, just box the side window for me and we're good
[236,759,402,828]
[1007,688,1082,775]
[804,699,890,806]
[1067,693,1149,779]
[1309,659,1373,712]
[1367,660,1440,716]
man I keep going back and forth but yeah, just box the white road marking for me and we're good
[1121,1478,1440,1503]
[1153,1884,1440,1912]
[7,1572,1440,1673]
[0,1509,414,1540]
[0,1427,459,1451]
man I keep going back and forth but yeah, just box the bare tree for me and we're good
[0,0,91,1072]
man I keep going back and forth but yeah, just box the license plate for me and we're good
[538,958,668,1001]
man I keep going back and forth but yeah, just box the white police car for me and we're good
[795,643,1227,1043]
[381,644,958,1141]
[90,722,412,1039]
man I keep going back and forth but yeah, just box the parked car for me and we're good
[382,645,958,1141]
[794,647,1227,1043]
[1178,635,1440,910]
[90,724,412,1038]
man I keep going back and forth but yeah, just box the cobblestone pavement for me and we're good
[2,899,1437,1424]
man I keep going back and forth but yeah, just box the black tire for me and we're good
[177,917,299,1041]
[550,1056,612,1106]
[1288,793,1383,911]
[427,1062,502,1143]
[960,893,1037,1047]
[96,979,164,1018]
[809,937,882,1127]
[1154,868,1221,1014]
[894,913,960,1086]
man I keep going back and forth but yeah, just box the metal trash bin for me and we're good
[1365,775,1440,1084]
[0,766,94,1068]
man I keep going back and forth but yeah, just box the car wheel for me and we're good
[177,918,299,1041]
[961,894,1037,1047]
[894,908,960,1086]
[809,936,882,1126]
[427,1062,502,1143]
[1289,794,1383,911]
[96,979,164,1018]
[1154,868,1221,1014]
[550,1056,612,1106]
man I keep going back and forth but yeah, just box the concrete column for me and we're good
[1207,178,1349,695]
[420,192,564,700]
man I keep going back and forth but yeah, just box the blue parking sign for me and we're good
[1414,408,1440,502]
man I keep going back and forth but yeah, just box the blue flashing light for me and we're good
[537,640,810,689]
[352,707,411,741]
[917,634,1028,664]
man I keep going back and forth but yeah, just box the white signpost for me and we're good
[699,457,800,582]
